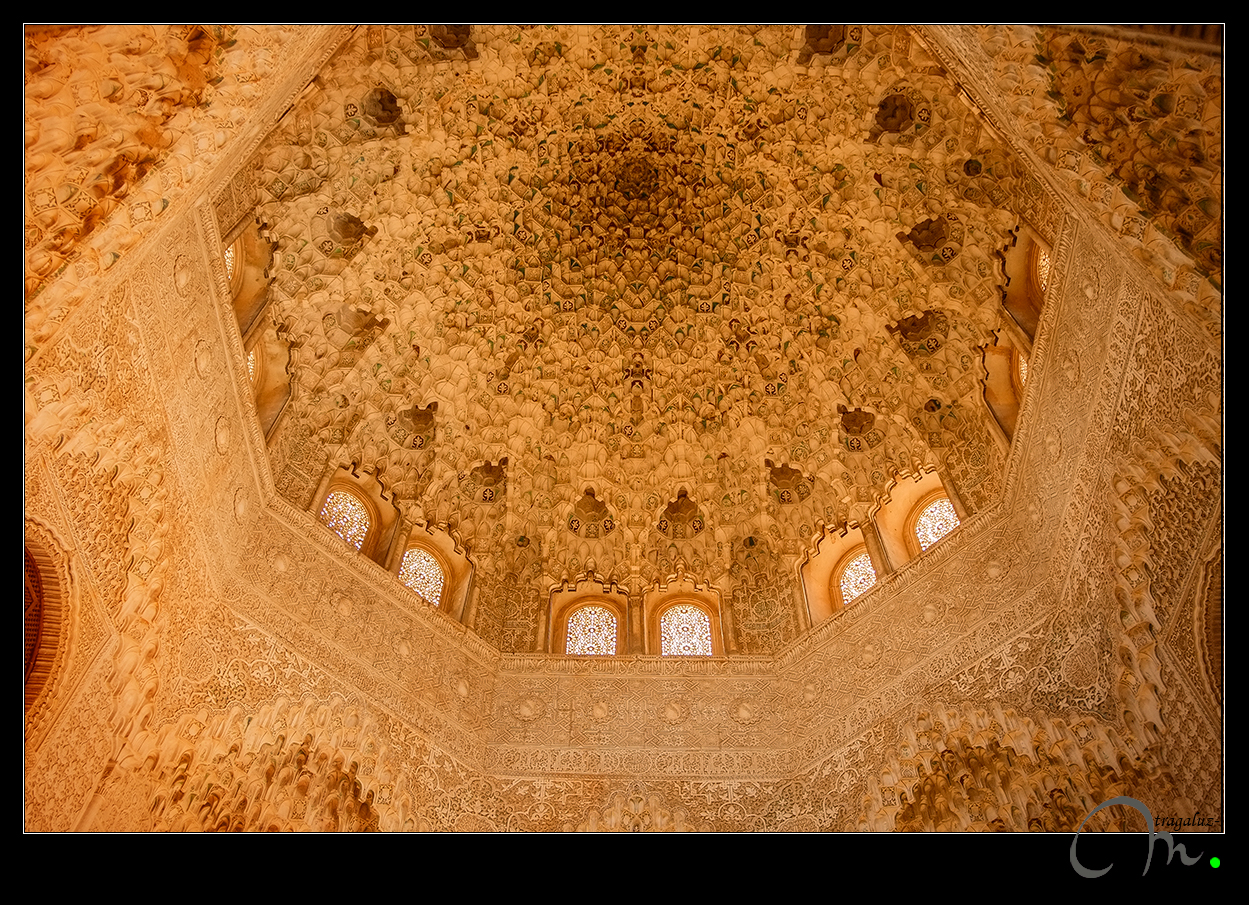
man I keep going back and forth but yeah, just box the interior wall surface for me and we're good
[24,23,1221,832]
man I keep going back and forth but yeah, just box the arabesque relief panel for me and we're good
[25,25,1220,831]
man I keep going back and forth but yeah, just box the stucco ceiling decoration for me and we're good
[258,24,1030,586]
[22,24,1223,834]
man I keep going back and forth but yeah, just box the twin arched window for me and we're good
[827,493,961,613]
[317,479,450,612]
[558,499,962,653]
[560,598,717,656]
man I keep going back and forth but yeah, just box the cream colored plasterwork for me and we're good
[24,24,1221,832]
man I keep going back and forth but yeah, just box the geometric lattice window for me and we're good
[399,547,445,606]
[915,498,960,551]
[320,490,370,551]
[838,551,877,605]
[660,603,713,656]
[1035,247,1051,293]
[566,605,617,655]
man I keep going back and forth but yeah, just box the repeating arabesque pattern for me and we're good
[566,606,617,655]
[253,24,1045,641]
[23,26,1221,831]
[944,25,1221,337]
[25,25,335,354]
[1157,655,1222,824]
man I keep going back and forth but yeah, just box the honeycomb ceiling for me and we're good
[258,25,1029,589]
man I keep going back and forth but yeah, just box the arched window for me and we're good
[914,497,960,551]
[566,605,618,655]
[25,522,70,725]
[224,224,273,336]
[999,224,1049,341]
[1034,245,1051,295]
[659,603,713,656]
[399,547,445,607]
[320,489,371,551]
[25,547,45,694]
[982,333,1030,442]
[223,234,249,311]
[550,586,629,655]
[837,549,877,606]
[224,239,238,283]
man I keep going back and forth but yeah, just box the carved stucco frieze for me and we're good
[24,25,1221,831]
